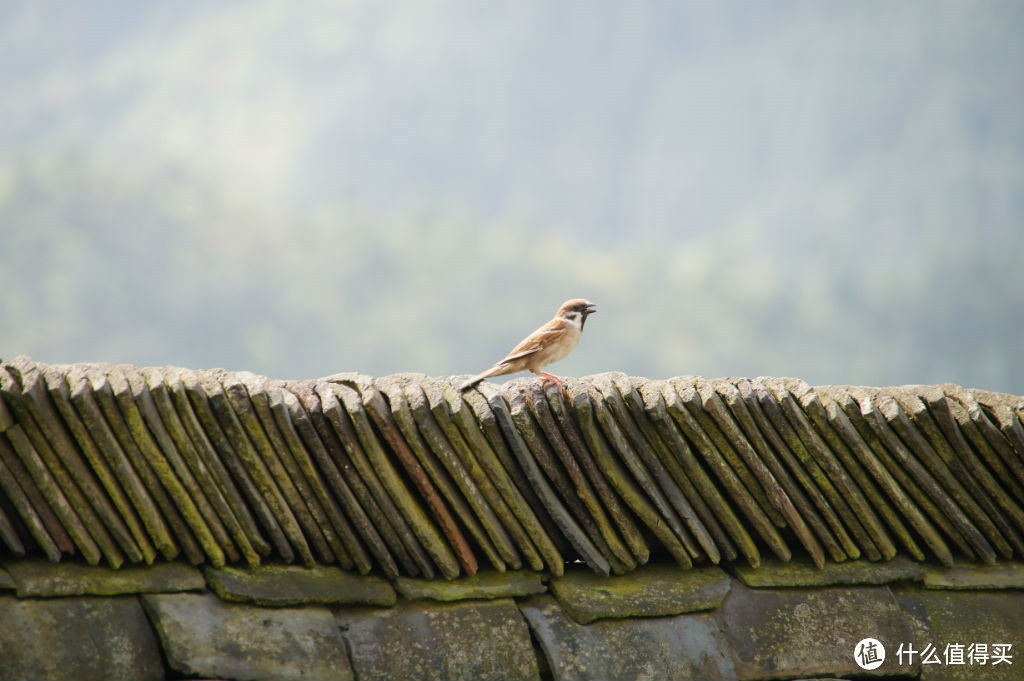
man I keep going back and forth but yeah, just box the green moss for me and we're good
[204,564,396,607]
[922,561,1024,589]
[734,556,924,588]
[4,559,204,597]
[549,564,731,624]
[394,570,546,601]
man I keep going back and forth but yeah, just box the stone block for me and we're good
[717,582,916,679]
[549,564,731,624]
[921,561,1024,590]
[0,594,163,681]
[337,598,539,681]
[519,594,737,681]
[394,569,547,601]
[142,592,351,681]
[2,558,204,597]
[204,563,396,606]
[894,587,1024,680]
[732,556,923,588]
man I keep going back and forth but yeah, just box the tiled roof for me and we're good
[2,356,1023,577]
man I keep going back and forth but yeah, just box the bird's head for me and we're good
[557,298,597,331]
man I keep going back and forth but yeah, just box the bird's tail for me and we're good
[459,375,485,392]
[458,365,504,391]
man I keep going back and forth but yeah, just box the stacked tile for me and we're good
[2,357,1023,578]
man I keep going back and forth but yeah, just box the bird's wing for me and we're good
[496,320,568,365]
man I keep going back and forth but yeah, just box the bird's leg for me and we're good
[537,371,565,392]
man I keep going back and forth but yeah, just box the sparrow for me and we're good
[459,298,597,391]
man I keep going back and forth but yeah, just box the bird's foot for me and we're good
[538,372,566,394]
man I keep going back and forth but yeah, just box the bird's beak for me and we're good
[580,303,596,331]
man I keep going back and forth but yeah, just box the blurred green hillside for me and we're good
[2,2,1022,392]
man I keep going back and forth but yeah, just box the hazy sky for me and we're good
[3,2,1022,392]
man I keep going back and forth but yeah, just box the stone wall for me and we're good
[3,357,1024,576]
[2,356,1024,680]
[1,557,1022,680]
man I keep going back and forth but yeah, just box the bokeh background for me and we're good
[3,2,1022,392]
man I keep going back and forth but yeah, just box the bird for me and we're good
[459,298,597,392]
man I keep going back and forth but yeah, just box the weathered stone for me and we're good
[337,598,538,681]
[205,370,313,566]
[818,387,927,561]
[921,561,1024,590]
[16,360,145,566]
[284,380,391,576]
[590,375,697,566]
[319,380,428,576]
[869,388,996,564]
[894,586,1024,680]
[357,375,481,576]
[506,380,609,574]
[768,379,881,561]
[143,592,352,681]
[92,367,205,563]
[756,381,861,561]
[549,565,731,624]
[525,378,635,572]
[664,378,764,567]
[698,378,820,561]
[0,594,163,681]
[375,374,505,577]
[559,378,651,564]
[340,379,460,578]
[519,594,737,681]
[2,558,204,597]
[0,566,13,589]
[838,386,955,566]
[898,387,1024,558]
[2,369,106,566]
[236,373,335,565]
[717,582,915,679]
[431,375,544,572]
[0,430,67,561]
[395,569,547,601]
[921,386,1024,556]
[637,379,740,563]
[204,564,396,606]
[733,557,924,588]
[0,475,29,557]
[45,365,157,564]
[718,378,834,567]
[154,365,273,561]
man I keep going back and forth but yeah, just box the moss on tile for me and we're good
[549,564,731,624]
[204,563,396,606]
[394,569,546,601]
[733,556,924,588]
[2,559,204,597]
[921,561,1024,590]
